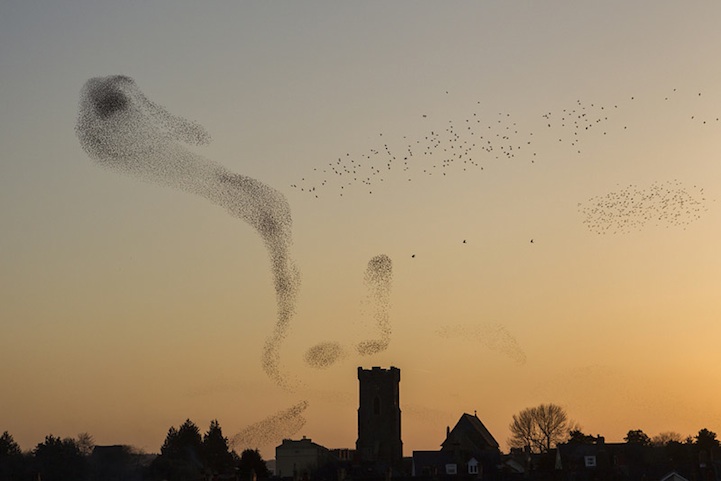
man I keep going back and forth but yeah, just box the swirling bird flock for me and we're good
[76,75,302,389]
[304,254,394,369]
[230,401,308,452]
[357,254,393,356]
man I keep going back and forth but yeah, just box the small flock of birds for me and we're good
[579,180,709,234]
[290,107,538,197]
[304,341,346,369]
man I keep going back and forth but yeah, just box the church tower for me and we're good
[356,366,403,467]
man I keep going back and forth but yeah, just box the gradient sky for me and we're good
[2,1,721,459]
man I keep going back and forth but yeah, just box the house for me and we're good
[441,412,499,455]
[554,438,704,481]
[555,438,651,480]
[412,450,457,477]
[412,412,501,479]
[275,437,334,479]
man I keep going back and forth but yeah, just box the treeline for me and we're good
[508,403,721,455]
[0,419,269,481]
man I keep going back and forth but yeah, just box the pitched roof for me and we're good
[442,413,499,451]
[659,472,690,481]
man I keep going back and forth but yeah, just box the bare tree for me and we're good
[652,431,684,446]
[535,404,569,452]
[509,407,541,452]
[508,403,569,453]
[76,432,95,456]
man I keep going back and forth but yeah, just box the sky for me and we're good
[2,1,721,459]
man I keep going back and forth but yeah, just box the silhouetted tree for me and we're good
[624,429,651,446]
[77,432,95,456]
[0,431,20,457]
[149,419,205,481]
[509,403,569,453]
[567,429,597,445]
[664,439,693,467]
[509,407,538,451]
[0,431,24,481]
[652,431,684,446]
[33,435,87,481]
[237,448,270,481]
[203,419,235,475]
[695,428,719,452]
[173,419,204,461]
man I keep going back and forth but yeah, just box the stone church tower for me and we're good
[356,366,403,467]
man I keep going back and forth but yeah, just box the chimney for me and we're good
[446,426,450,437]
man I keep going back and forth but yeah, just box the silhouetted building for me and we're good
[89,445,154,481]
[553,437,719,481]
[441,412,499,455]
[275,437,334,480]
[412,412,501,479]
[356,366,403,470]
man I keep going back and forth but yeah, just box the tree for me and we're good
[509,408,539,452]
[0,431,24,481]
[33,435,87,481]
[567,429,597,445]
[695,428,720,452]
[652,431,684,446]
[535,404,569,452]
[508,403,569,453]
[624,429,651,446]
[149,419,205,481]
[0,432,20,458]
[237,448,271,481]
[77,432,95,456]
[203,419,235,475]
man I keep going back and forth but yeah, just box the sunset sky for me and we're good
[2,1,721,459]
